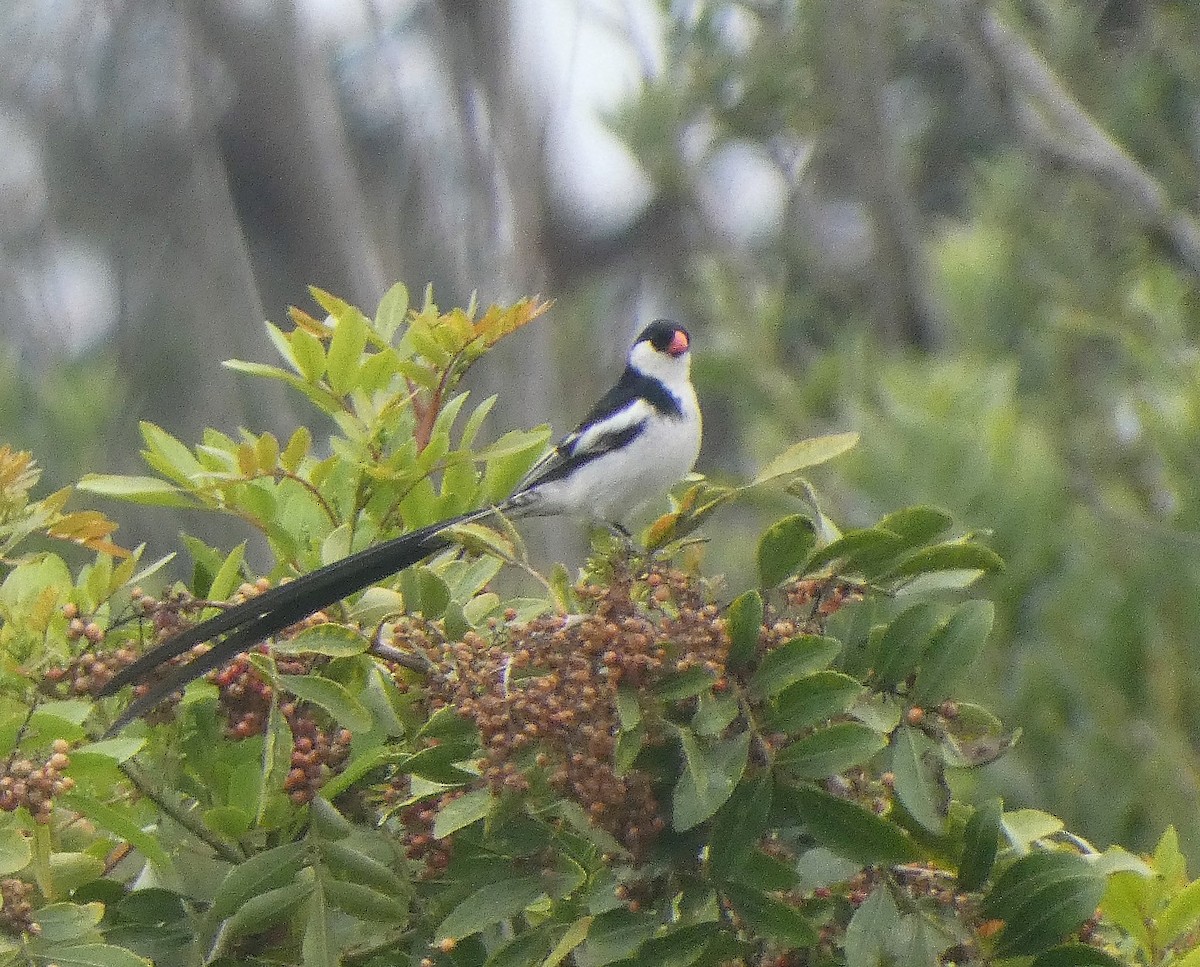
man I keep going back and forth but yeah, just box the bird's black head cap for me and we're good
[636,319,690,357]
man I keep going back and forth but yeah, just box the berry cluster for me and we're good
[281,708,352,805]
[0,877,36,936]
[781,576,865,623]
[384,789,454,877]
[396,559,729,856]
[0,740,73,824]
[205,651,353,803]
[44,588,218,707]
[51,584,355,801]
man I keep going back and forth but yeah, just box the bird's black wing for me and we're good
[508,366,677,500]
[512,420,646,494]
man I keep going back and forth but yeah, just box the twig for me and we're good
[952,1,1200,276]
[119,761,246,864]
[369,639,433,675]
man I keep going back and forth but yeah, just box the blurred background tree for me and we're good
[2,0,1200,865]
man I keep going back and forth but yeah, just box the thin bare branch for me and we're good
[953,2,1200,276]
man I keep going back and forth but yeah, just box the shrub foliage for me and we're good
[0,288,1192,965]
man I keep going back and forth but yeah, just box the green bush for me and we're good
[0,288,1193,965]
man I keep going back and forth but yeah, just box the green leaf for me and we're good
[209,842,307,922]
[889,726,946,833]
[290,327,328,383]
[258,699,293,828]
[417,704,479,743]
[62,791,171,869]
[767,671,863,733]
[886,541,1004,580]
[375,282,410,341]
[49,852,105,894]
[548,801,626,859]
[958,798,1002,891]
[206,542,246,605]
[324,298,369,396]
[278,674,372,734]
[911,600,994,705]
[321,841,407,897]
[615,686,642,730]
[433,788,495,839]
[981,852,1107,957]
[1154,826,1187,885]
[223,359,342,415]
[751,432,859,486]
[399,566,451,620]
[899,568,988,594]
[403,743,479,785]
[483,926,554,967]
[435,876,549,942]
[844,887,900,967]
[280,425,312,472]
[222,879,313,943]
[1098,871,1152,951]
[482,427,554,503]
[77,474,198,509]
[302,882,334,967]
[725,589,763,670]
[628,923,737,967]
[732,848,799,893]
[204,805,251,840]
[114,890,187,927]
[614,726,645,776]
[672,729,750,831]
[24,944,151,967]
[307,797,354,840]
[775,722,885,780]
[805,528,907,577]
[1003,809,1065,850]
[654,666,717,701]
[728,888,818,947]
[708,772,773,879]
[574,909,657,967]
[31,902,104,943]
[786,783,920,865]
[0,827,31,876]
[757,514,816,587]
[347,586,405,628]
[139,421,204,483]
[323,878,408,922]
[750,635,842,698]
[265,321,304,377]
[873,602,944,689]
[1159,873,1200,946]
[1090,845,1150,878]
[877,506,953,546]
[541,916,593,967]
[692,690,739,736]
[272,624,370,657]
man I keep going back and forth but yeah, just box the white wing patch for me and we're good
[570,399,653,457]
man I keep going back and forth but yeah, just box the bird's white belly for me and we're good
[530,413,701,523]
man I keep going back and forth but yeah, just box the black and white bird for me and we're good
[100,320,701,733]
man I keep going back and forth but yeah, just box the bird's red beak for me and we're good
[667,329,690,357]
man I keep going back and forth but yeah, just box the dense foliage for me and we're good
[0,291,1193,965]
[607,0,1200,864]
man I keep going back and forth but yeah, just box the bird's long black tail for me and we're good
[100,510,490,734]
